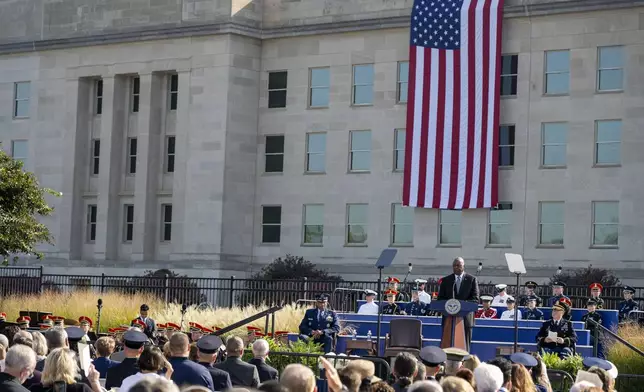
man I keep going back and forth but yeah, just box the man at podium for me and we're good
[437,257,480,351]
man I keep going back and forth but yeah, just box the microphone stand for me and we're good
[376,267,383,356]
[96,299,103,334]
[180,304,187,332]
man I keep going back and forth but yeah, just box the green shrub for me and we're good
[242,337,323,375]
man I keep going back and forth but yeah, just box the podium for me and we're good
[430,300,479,350]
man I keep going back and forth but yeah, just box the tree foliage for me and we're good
[122,269,207,305]
[547,265,621,287]
[250,255,342,281]
[0,151,60,265]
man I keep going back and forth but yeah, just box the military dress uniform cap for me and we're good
[387,277,401,284]
[481,295,493,302]
[589,283,603,291]
[583,357,611,371]
[316,294,330,302]
[587,299,598,306]
[414,279,428,284]
[506,296,516,303]
[552,303,566,312]
[123,330,148,349]
[196,335,224,354]
[624,286,636,294]
[65,327,85,342]
[384,289,399,297]
[79,316,93,327]
[419,346,447,366]
[495,284,507,291]
[364,290,377,297]
[510,353,538,368]
[0,312,6,321]
[525,281,538,288]
[443,347,469,362]
[527,296,538,302]
[552,281,567,288]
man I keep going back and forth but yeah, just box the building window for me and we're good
[91,139,100,176]
[303,204,324,245]
[265,135,285,173]
[95,79,103,115]
[592,201,619,246]
[11,140,28,167]
[13,82,30,118]
[352,64,374,105]
[391,203,413,245]
[541,123,567,167]
[597,46,623,91]
[306,133,326,173]
[394,129,406,171]
[165,136,175,173]
[439,210,462,245]
[127,138,137,175]
[346,204,368,245]
[161,204,172,242]
[169,74,178,110]
[123,204,134,242]
[132,77,140,113]
[544,50,570,95]
[499,125,515,167]
[398,62,409,103]
[595,120,621,165]
[349,130,371,172]
[500,55,518,96]
[86,205,97,243]
[539,202,564,245]
[262,206,281,244]
[309,68,330,108]
[268,71,287,109]
[489,202,512,246]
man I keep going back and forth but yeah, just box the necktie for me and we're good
[456,276,462,293]
[318,311,324,324]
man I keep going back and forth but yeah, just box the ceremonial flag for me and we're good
[403,0,504,209]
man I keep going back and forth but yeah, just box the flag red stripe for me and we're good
[448,54,461,210]
[416,49,432,206]
[432,50,447,208]
[463,0,477,209]
[403,48,417,206]
[491,2,503,207]
[477,0,492,208]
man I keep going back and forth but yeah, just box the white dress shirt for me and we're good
[358,301,379,315]
[119,372,163,392]
[418,291,432,304]
[492,294,509,307]
[500,309,522,320]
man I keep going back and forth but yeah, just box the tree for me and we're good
[547,265,621,288]
[0,151,60,265]
[124,269,207,305]
[250,255,342,281]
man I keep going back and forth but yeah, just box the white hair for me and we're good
[281,364,316,392]
[473,363,504,392]
[570,381,596,392]
[252,339,269,357]
[5,345,36,372]
[0,334,8,349]
[408,380,444,392]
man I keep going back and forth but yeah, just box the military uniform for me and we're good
[475,296,497,319]
[196,335,233,391]
[536,302,578,358]
[382,303,404,315]
[105,330,148,390]
[582,311,602,336]
[405,300,428,316]
[523,308,544,321]
[519,294,542,307]
[619,299,639,322]
[298,294,340,353]
[547,294,571,308]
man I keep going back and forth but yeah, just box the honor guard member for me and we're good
[415,279,432,304]
[16,316,30,330]
[196,334,233,391]
[298,294,340,353]
[105,330,148,390]
[419,346,447,381]
[618,286,639,322]
[582,299,603,354]
[519,281,543,307]
[523,297,544,320]
[190,322,205,343]
[492,284,510,307]
[134,304,156,341]
[510,353,548,392]
[0,312,6,322]
[386,277,408,302]
[405,289,428,316]
[131,318,146,332]
[79,316,98,342]
[558,297,573,321]
[382,290,404,315]
[547,281,571,307]
[536,302,578,358]
[357,290,379,315]
[589,283,605,309]
[500,297,522,320]
[475,296,498,319]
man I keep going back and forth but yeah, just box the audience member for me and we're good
[455,368,475,388]
[189,343,199,362]
[30,333,47,360]
[462,355,481,372]
[0,345,36,392]
[408,380,443,392]
[488,357,513,392]
[473,363,504,392]
[511,364,536,392]
[105,330,147,390]
[128,377,180,392]
[531,354,552,392]
[29,348,101,392]
[570,381,596,392]
[12,336,33,350]
[168,333,214,390]
[338,366,362,392]
[214,336,259,388]
[195,334,232,391]
[248,339,278,383]
[440,376,474,392]
[281,363,316,392]
[257,380,289,392]
[369,381,395,392]
[39,328,68,372]
[0,334,8,372]
[3,326,22,344]
[414,360,427,382]
[587,366,614,392]
[418,347,446,382]
[120,347,172,392]
[391,352,418,392]
[93,337,119,378]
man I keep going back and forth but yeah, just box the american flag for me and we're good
[402,0,504,209]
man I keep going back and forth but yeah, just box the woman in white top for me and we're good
[500,297,523,320]
[119,346,174,392]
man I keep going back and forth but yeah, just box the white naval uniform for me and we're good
[418,291,432,304]
[500,309,523,320]
[492,294,509,307]
[358,301,379,315]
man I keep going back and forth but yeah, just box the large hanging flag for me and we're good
[403,0,504,209]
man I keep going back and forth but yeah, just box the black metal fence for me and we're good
[0,267,640,310]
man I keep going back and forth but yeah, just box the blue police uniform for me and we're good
[536,318,578,358]
[298,308,340,353]
[170,357,215,390]
[405,300,428,316]
[619,299,639,322]
[547,294,571,307]
[523,308,544,320]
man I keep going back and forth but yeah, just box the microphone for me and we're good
[408,263,413,273]
[556,266,562,276]
[97,298,103,308]
[181,303,188,314]
[477,262,483,274]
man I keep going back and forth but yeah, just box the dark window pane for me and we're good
[268,91,286,108]
[130,138,137,155]
[164,205,173,222]
[90,224,96,241]
[132,96,139,113]
[502,55,518,75]
[126,225,133,241]
[268,72,287,90]
[262,226,280,243]
[130,157,137,174]
[97,80,103,96]
[167,155,175,173]
[170,93,178,110]
[265,136,284,154]
[96,98,102,115]
[163,224,172,241]
[499,147,514,166]
[500,76,517,96]
[263,206,281,224]
[170,74,178,91]
[265,155,284,173]
[167,137,176,154]
[90,206,97,222]
[133,77,140,94]
[94,140,101,156]
[126,206,134,222]
[93,158,100,175]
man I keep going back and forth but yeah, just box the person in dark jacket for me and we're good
[248,339,278,383]
[92,337,120,378]
[195,335,232,391]
[536,303,578,358]
[214,336,260,388]
[0,345,36,392]
[168,333,214,390]
[298,294,341,353]
[105,331,147,390]
[391,352,417,392]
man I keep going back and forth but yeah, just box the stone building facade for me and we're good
[0,0,643,282]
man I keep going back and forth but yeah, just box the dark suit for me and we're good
[198,362,233,391]
[0,373,28,392]
[214,357,260,388]
[248,358,279,383]
[35,358,45,372]
[437,272,480,351]
[92,357,120,378]
[105,357,139,390]
[298,308,341,353]
[134,316,156,340]
[169,357,214,390]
